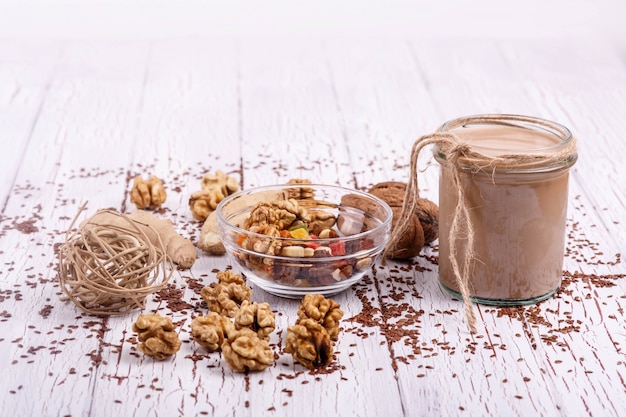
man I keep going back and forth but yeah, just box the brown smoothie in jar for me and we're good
[437,124,571,303]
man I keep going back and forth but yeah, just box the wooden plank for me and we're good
[0,41,59,201]
[0,39,152,417]
[82,37,246,417]
[238,40,355,187]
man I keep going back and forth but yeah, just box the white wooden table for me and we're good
[1,3,626,416]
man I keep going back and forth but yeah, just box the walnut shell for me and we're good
[386,206,424,259]
[369,181,439,251]
[367,181,407,207]
[415,198,439,245]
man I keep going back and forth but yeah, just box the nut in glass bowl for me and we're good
[216,184,393,298]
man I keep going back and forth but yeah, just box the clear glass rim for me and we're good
[440,113,573,152]
[216,183,394,257]
[436,113,578,172]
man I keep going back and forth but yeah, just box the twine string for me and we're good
[383,132,479,333]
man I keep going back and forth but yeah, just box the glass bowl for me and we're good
[216,184,393,298]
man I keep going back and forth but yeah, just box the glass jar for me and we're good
[435,114,578,306]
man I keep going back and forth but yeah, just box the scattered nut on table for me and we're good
[387,206,425,259]
[132,314,181,360]
[413,197,439,245]
[190,312,235,352]
[234,300,276,341]
[222,328,275,372]
[189,170,239,221]
[200,271,252,317]
[129,175,167,210]
[368,181,439,245]
[297,293,344,341]
[216,270,246,286]
[284,318,334,370]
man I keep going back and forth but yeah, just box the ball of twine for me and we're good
[58,206,172,316]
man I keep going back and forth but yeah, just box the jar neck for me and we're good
[436,114,577,173]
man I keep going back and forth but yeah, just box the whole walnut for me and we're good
[387,206,424,259]
[367,182,407,206]
[368,182,439,258]
[414,197,439,245]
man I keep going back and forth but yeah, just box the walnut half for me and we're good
[234,300,276,341]
[222,328,275,372]
[297,294,343,340]
[190,312,234,352]
[132,314,181,360]
[284,318,334,369]
[200,271,252,317]
[129,175,167,210]
[189,170,239,221]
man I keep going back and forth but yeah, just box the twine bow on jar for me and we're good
[384,114,578,334]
